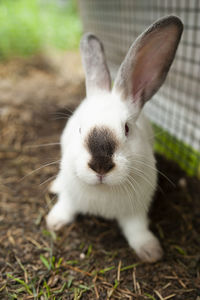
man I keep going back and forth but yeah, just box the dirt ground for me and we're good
[0,53,199,300]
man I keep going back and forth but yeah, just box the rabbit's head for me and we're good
[74,16,183,186]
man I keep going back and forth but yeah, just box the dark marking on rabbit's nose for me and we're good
[86,127,117,175]
[88,159,115,175]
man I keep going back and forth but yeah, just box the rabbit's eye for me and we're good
[125,123,129,136]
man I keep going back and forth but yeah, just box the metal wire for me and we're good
[79,0,200,178]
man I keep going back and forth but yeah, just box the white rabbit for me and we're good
[46,16,183,262]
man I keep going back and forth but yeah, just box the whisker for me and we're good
[128,165,156,190]
[50,111,72,121]
[127,157,175,187]
[54,112,71,115]
[125,175,140,208]
[39,175,57,186]
[62,107,74,114]
[25,142,60,148]
[52,116,69,121]
[126,175,148,211]
[147,130,165,141]
[50,111,72,117]
[19,160,60,182]
[120,181,136,213]
[128,166,165,196]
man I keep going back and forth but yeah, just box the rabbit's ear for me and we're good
[80,33,111,96]
[113,16,183,108]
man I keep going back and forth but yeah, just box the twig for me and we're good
[62,263,92,277]
[117,260,121,282]
[154,290,164,300]
[132,267,137,293]
[92,275,99,299]
[172,271,187,288]
[164,294,176,300]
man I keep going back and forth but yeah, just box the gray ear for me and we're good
[80,33,111,96]
[113,16,183,107]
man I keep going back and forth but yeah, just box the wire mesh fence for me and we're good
[79,0,200,178]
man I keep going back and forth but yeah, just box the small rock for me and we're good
[178,177,187,188]
[80,253,85,259]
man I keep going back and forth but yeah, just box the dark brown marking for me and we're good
[86,127,117,175]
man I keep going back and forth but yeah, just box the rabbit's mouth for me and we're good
[97,174,104,184]
[88,173,107,186]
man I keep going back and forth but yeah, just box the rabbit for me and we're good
[46,16,183,262]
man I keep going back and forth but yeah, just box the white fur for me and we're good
[46,16,183,262]
[46,90,162,262]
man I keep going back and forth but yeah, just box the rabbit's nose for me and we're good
[88,159,115,175]
[97,174,104,184]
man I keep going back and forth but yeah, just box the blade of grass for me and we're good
[40,254,51,271]
[144,293,156,300]
[7,274,32,295]
[99,266,115,274]
[120,263,139,272]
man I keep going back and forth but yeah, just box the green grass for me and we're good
[0,0,82,60]
[153,123,200,178]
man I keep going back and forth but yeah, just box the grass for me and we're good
[4,260,143,299]
[153,123,200,178]
[0,0,82,60]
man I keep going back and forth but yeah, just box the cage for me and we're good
[79,0,200,178]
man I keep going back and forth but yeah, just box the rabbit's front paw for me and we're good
[46,202,74,231]
[136,236,163,263]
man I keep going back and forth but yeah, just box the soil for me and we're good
[0,53,199,300]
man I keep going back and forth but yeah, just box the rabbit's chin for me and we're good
[76,171,126,187]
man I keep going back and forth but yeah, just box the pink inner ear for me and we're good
[131,27,178,104]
